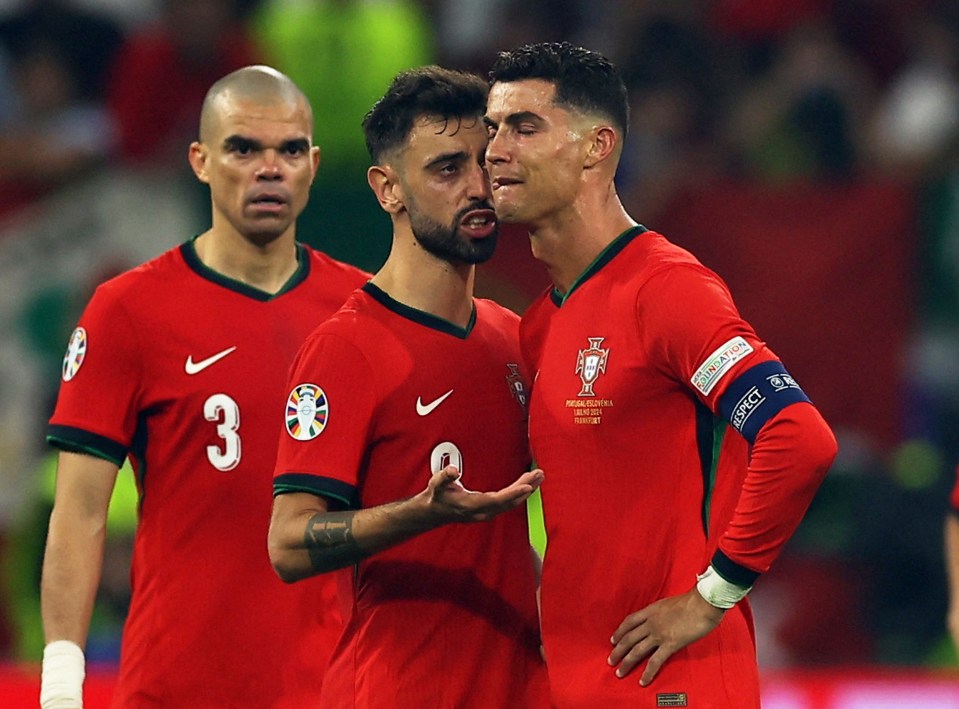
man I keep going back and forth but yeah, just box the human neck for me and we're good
[194,227,299,295]
[371,236,475,329]
[529,197,637,295]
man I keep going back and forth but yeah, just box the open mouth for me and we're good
[460,208,497,239]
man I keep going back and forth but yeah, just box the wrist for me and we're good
[696,564,751,609]
[401,491,443,532]
[41,640,85,708]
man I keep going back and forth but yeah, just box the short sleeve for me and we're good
[273,331,377,508]
[47,284,145,464]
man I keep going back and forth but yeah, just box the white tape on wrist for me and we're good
[40,640,85,709]
[696,564,751,609]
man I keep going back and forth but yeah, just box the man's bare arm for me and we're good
[268,466,544,581]
[40,451,119,708]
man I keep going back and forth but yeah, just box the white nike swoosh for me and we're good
[416,389,454,416]
[185,346,237,375]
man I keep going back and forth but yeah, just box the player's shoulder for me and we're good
[89,243,188,302]
[519,285,556,325]
[475,297,521,328]
[626,229,708,275]
[300,286,377,342]
[629,229,728,292]
[301,244,371,284]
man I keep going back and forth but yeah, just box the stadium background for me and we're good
[0,0,958,706]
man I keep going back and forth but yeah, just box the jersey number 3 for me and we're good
[204,393,241,471]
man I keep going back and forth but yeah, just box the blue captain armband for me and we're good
[717,360,811,443]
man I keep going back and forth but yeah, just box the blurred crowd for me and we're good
[1,0,959,672]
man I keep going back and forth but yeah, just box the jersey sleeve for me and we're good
[638,264,771,405]
[637,264,837,583]
[637,264,812,443]
[47,284,145,465]
[713,403,837,582]
[273,331,377,509]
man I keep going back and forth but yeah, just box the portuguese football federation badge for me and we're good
[286,383,328,440]
[61,327,87,382]
[575,336,608,397]
[505,363,528,408]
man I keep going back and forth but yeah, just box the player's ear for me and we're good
[583,125,617,169]
[188,142,210,184]
[367,164,404,214]
[309,145,321,184]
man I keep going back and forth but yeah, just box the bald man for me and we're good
[39,66,368,708]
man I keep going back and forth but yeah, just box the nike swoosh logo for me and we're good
[416,389,454,416]
[185,346,237,375]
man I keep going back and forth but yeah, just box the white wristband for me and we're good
[696,564,751,609]
[40,640,85,709]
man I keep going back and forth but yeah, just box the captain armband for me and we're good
[718,360,811,444]
[696,565,752,610]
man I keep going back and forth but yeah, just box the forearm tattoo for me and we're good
[304,512,364,572]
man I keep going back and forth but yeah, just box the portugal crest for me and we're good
[285,383,328,440]
[61,327,87,382]
[574,337,608,397]
[505,363,528,408]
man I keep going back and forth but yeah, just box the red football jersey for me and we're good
[49,240,367,708]
[522,227,824,708]
[273,283,549,708]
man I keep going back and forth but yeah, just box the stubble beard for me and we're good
[409,204,498,265]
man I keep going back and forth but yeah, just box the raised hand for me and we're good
[424,465,545,523]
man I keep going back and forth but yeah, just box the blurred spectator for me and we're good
[867,8,959,177]
[65,0,160,31]
[615,7,731,221]
[107,0,262,168]
[430,0,510,72]
[723,19,875,181]
[433,0,584,73]
[892,10,959,489]
[0,0,122,219]
[0,0,123,102]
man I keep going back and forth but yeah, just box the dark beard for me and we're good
[409,203,498,265]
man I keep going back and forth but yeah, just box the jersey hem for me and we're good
[47,425,126,467]
[273,472,358,508]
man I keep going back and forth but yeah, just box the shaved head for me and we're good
[198,65,312,143]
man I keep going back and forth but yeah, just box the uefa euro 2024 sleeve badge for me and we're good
[61,327,88,382]
[285,383,328,440]
[575,337,608,397]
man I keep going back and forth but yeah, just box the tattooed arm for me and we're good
[268,465,544,582]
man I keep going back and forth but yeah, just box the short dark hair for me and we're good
[363,66,489,163]
[489,42,629,138]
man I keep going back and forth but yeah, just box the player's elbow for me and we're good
[788,403,838,492]
[273,565,303,585]
[268,542,307,584]
[806,407,838,475]
[266,520,309,584]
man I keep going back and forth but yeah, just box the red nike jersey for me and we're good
[273,283,549,708]
[521,227,827,708]
[49,240,367,708]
